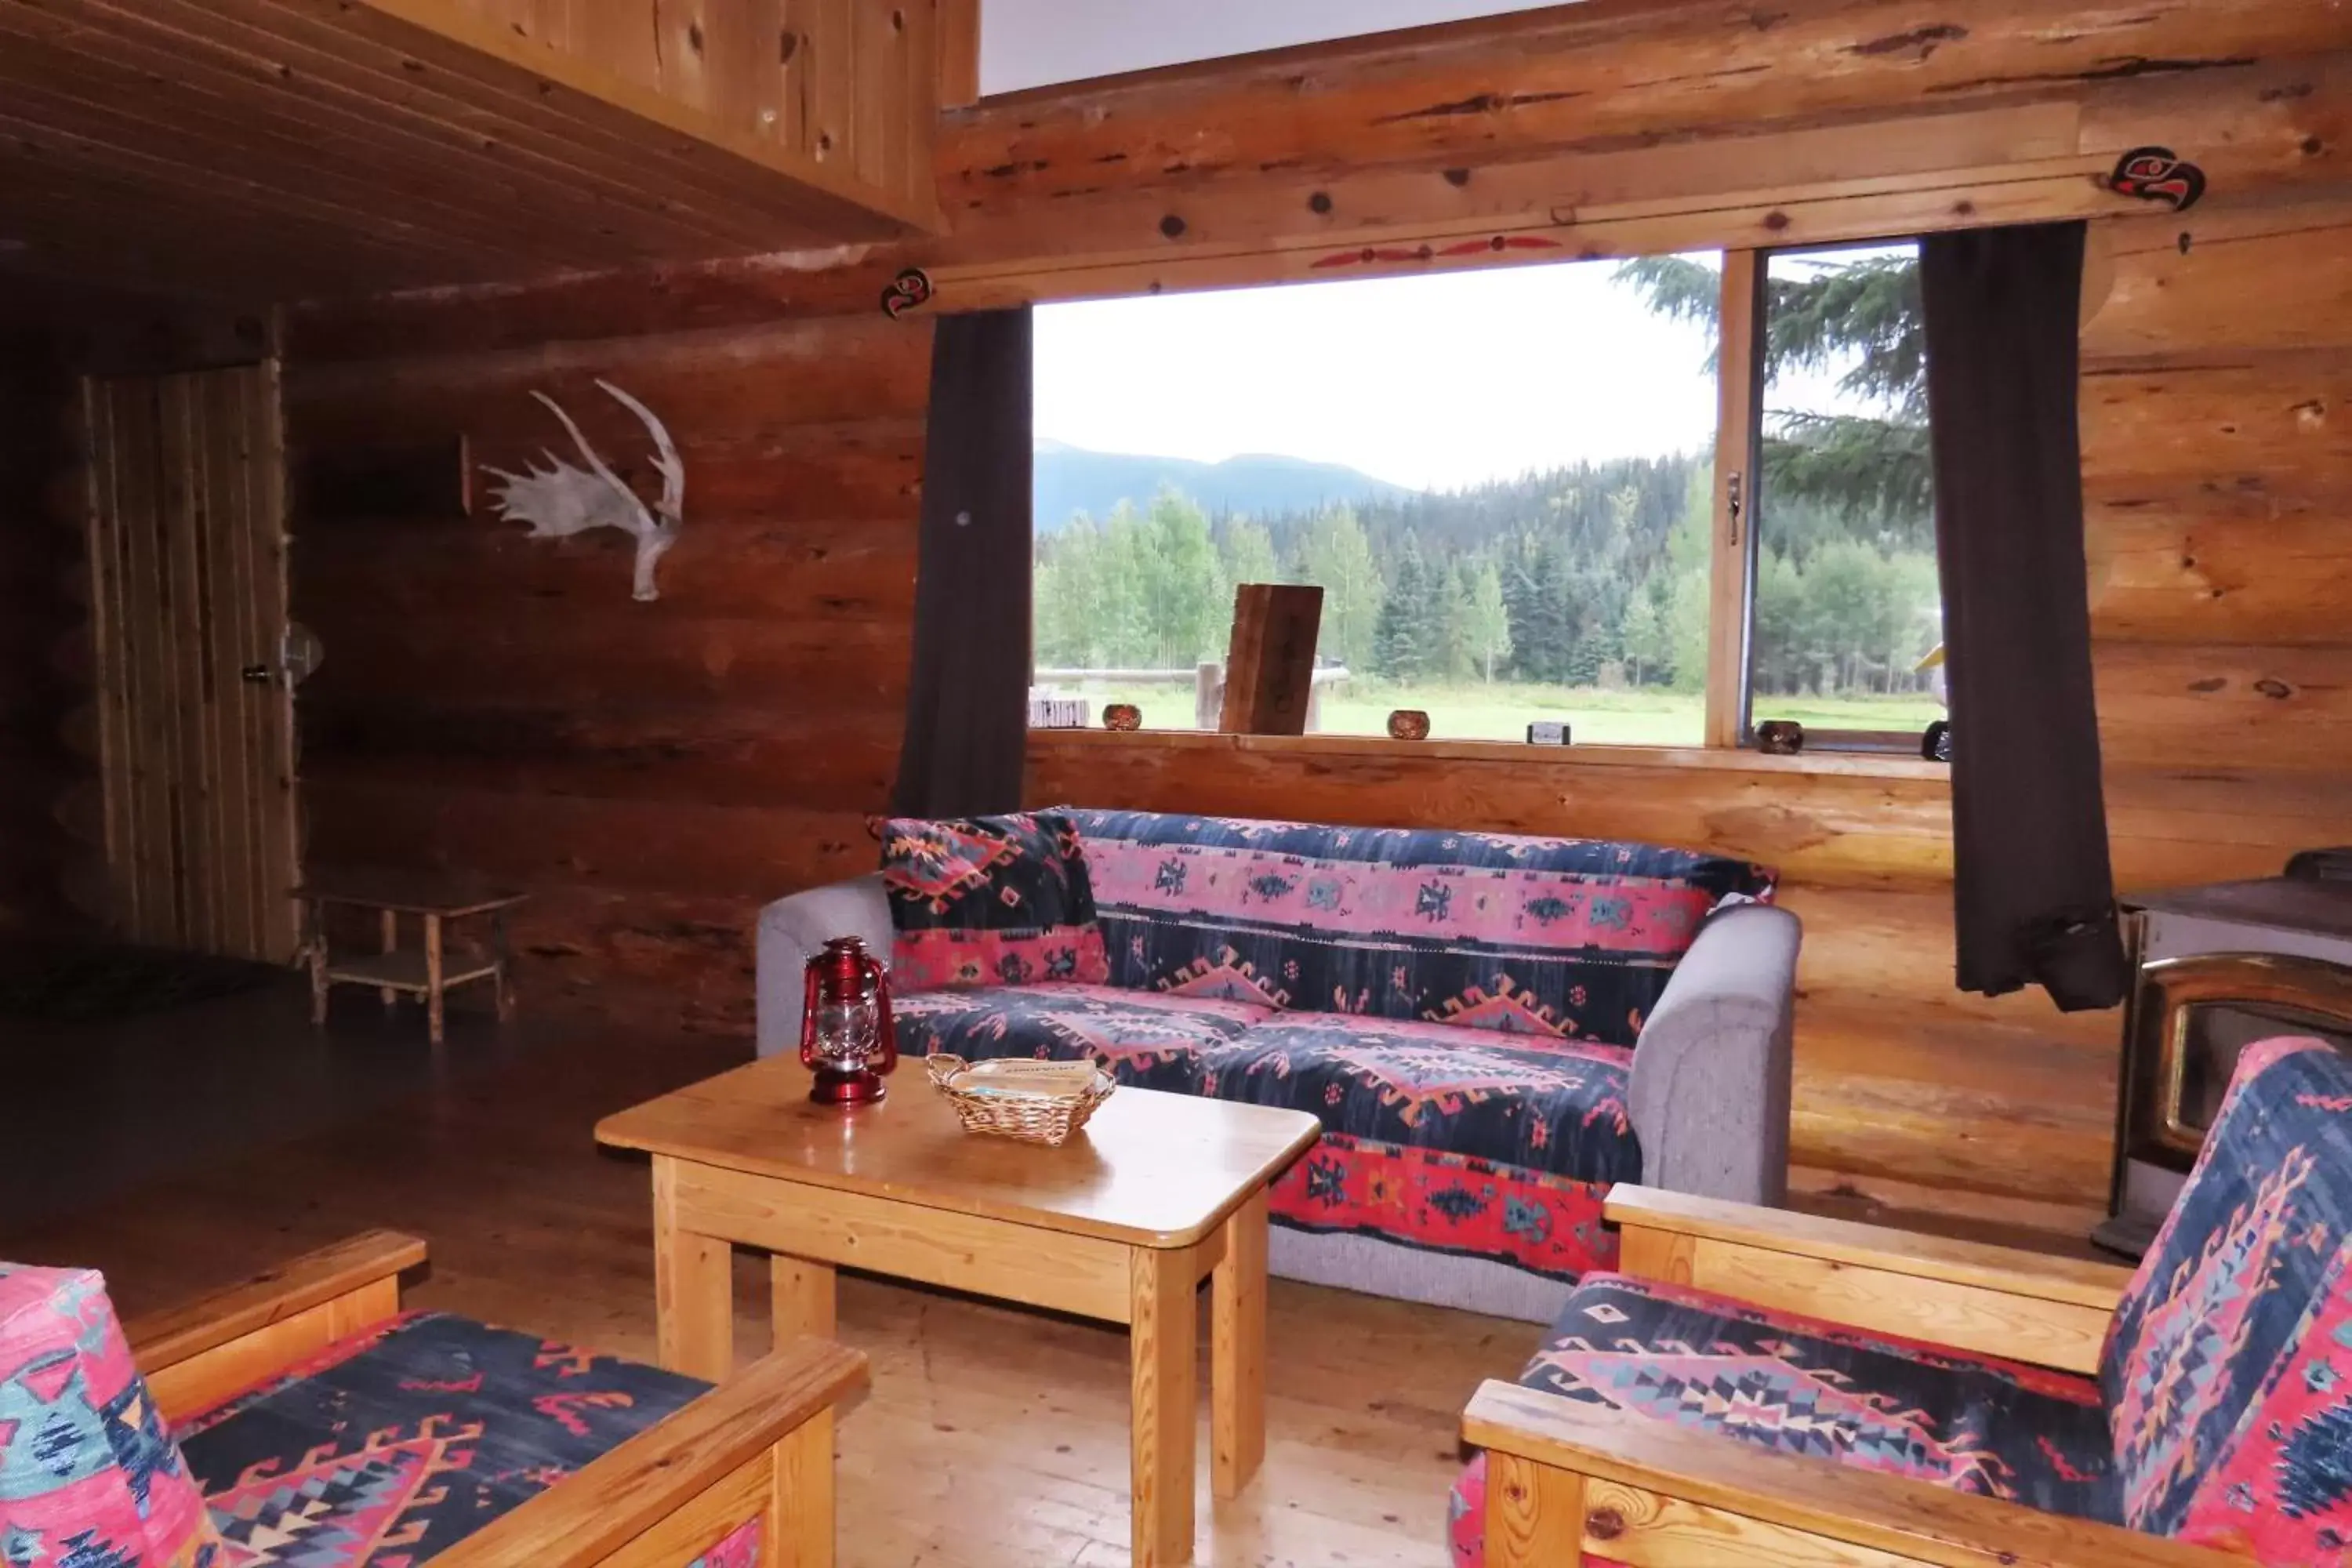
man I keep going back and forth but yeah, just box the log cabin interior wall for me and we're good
[0,336,88,938]
[285,263,931,1030]
[278,0,2352,1243]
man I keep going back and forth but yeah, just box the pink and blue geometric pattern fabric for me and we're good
[0,1262,222,1568]
[891,982,1271,1092]
[1449,1272,2118,1566]
[1199,1015,1640,1188]
[880,811,1111,990]
[1268,1134,1617,1282]
[1065,808,1774,1047]
[176,1311,711,1566]
[2103,1034,2352,1557]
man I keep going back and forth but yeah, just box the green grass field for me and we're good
[1044,678,1943,745]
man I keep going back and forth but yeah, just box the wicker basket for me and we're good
[924,1054,1115,1146]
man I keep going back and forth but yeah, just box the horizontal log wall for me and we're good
[0,336,92,938]
[281,0,2352,1237]
[284,305,930,1031]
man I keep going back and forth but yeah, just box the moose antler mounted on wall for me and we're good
[483,379,683,601]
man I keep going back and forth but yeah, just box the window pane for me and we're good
[1748,242,1944,742]
[1032,254,1722,746]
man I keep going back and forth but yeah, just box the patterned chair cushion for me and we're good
[1449,1272,2118,1566]
[2103,1034,2352,1555]
[1,1263,222,1568]
[1196,1014,1640,1187]
[893,982,1270,1092]
[176,1311,713,1564]
[1066,808,1774,1047]
[880,811,1110,989]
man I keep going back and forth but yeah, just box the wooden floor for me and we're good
[1,998,1520,1566]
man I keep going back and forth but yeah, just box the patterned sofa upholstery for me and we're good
[1450,1033,2352,1566]
[757,808,1801,1323]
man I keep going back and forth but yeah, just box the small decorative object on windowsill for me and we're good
[927,1054,1115,1146]
[800,935,897,1105]
[1387,709,1431,740]
[1526,720,1571,746]
[1756,720,1805,756]
[1922,720,1953,762]
[1029,695,1088,728]
[1103,702,1142,731]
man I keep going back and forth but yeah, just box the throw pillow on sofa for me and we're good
[880,810,1111,989]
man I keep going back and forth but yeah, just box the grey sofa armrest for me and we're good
[1627,902,1802,1207]
[754,873,893,1059]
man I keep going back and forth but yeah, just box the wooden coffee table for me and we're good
[595,1055,1320,1567]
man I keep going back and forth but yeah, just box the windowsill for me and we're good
[1025,727,1951,781]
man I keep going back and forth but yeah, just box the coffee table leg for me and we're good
[652,1155,733,1379]
[1212,1189,1269,1498]
[772,1254,837,1343]
[1129,1244,1198,1566]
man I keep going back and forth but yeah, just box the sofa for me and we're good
[757,808,1802,1323]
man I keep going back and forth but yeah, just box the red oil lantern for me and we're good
[799,935,898,1105]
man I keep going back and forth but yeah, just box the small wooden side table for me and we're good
[298,878,525,1044]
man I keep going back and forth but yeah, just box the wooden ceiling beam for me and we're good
[942,0,2350,207]
[912,0,2352,310]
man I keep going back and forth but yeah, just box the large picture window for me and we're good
[1031,257,1722,745]
[1028,238,1947,760]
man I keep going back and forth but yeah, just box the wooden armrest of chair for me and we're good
[125,1230,427,1421]
[1464,1380,2239,1568]
[436,1336,870,1568]
[1604,1185,2132,1374]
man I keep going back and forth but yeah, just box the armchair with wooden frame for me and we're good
[1457,1033,2352,1568]
[103,1231,865,1567]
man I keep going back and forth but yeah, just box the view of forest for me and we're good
[1032,245,1943,743]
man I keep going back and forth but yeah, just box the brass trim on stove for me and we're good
[2135,953,2352,1161]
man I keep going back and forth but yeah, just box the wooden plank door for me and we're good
[82,362,300,961]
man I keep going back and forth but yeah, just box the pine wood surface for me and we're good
[0,0,940,303]
[1463,1382,2245,1568]
[601,1055,1322,1248]
[0,1018,1512,1568]
[82,364,301,960]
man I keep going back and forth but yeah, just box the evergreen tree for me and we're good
[1374,535,1436,680]
[1614,250,1929,524]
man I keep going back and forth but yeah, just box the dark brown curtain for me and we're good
[891,307,1033,817]
[1922,222,2128,1011]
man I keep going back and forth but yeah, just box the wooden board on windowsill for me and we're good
[1025,726,1953,782]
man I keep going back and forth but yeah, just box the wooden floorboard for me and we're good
[1,998,1508,1566]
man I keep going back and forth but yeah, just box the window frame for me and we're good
[1027,241,1946,768]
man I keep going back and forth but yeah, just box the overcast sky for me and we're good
[979,0,1562,93]
[1035,258,1727,493]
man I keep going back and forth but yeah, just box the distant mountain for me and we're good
[1034,439,1414,532]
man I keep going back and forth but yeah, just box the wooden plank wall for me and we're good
[453,0,942,211]
[284,300,931,1029]
[0,336,89,937]
[82,366,302,961]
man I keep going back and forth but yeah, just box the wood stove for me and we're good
[2097,878,2352,1258]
